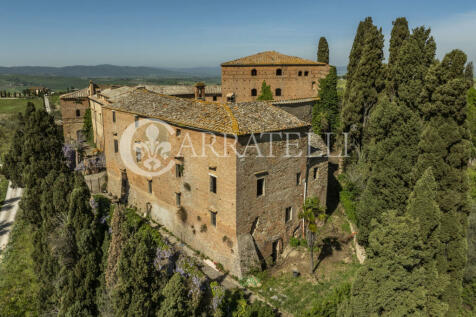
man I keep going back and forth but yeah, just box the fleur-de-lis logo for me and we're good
[134,124,171,171]
[120,118,175,177]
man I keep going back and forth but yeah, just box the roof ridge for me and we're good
[220,103,240,134]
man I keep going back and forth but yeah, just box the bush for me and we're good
[304,281,351,317]
[289,237,300,247]
[338,174,359,224]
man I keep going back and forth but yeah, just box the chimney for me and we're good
[194,82,206,100]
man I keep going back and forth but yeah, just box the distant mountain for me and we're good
[0,64,220,79]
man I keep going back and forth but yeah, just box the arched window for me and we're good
[298,71,302,76]
[304,71,309,76]
[276,69,282,76]
[251,69,257,76]
[275,88,282,96]
[251,88,257,96]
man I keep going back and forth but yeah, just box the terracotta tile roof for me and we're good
[98,87,308,135]
[221,51,326,66]
[60,87,89,99]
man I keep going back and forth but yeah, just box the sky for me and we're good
[1,0,475,68]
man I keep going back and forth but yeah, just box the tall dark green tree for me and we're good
[312,66,339,135]
[83,108,94,144]
[342,210,448,316]
[356,99,421,245]
[341,17,385,155]
[157,273,193,317]
[390,27,436,109]
[113,228,164,316]
[465,61,474,89]
[317,37,329,64]
[386,17,410,97]
[415,49,472,314]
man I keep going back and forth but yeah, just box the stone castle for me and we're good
[59,51,330,277]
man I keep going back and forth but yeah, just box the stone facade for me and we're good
[60,96,89,142]
[101,103,327,277]
[221,51,330,103]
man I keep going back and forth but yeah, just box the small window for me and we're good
[136,147,142,162]
[251,88,257,96]
[148,179,153,193]
[276,69,282,76]
[298,71,302,76]
[296,172,301,185]
[75,109,80,117]
[313,167,318,180]
[176,164,184,177]
[251,69,257,76]
[304,71,309,76]
[134,115,139,128]
[257,178,265,197]
[210,210,217,227]
[114,139,118,153]
[176,192,181,206]
[213,96,217,101]
[285,207,292,223]
[210,175,217,193]
[112,111,116,123]
[275,88,282,96]
[176,129,181,136]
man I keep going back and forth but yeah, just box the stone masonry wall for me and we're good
[221,64,330,103]
[60,98,89,143]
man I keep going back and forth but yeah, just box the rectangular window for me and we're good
[176,129,181,136]
[210,210,217,227]
[257,178,265,197]
[148,179,152,193]
[296,172,301,185]
[134,115,139,128]
[176,192,181,206]
[112,111,116,123]
[313,167,318,180]
[213,96,217,101]
[285,207,292,223]
[75,109,81,117]
[136,147,142,162]
[114,139,118,153]
[210,175,217,193]
[176,164,184,177]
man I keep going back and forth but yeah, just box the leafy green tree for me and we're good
[415,49,472,314]
[341,17,385,155]
[317,36,329,64]
[312,66,339,136]
[342,211,448,316]
[468,87,476,159]
[465,61,474,89]
[299,197,326,273]
[356,99,421,245]
[257,81,273,100]
[157,273,193,317]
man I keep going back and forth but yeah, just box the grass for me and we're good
[250,262,360,316]
[0,97,43,114]
[0,175,8,206]
[0,218,40,316]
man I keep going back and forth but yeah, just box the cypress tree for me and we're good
[341,18,384,154]
[113,228,164,316]
[465,61,474,89]
[157,273,193,317]
[317,36,329,64]
[356,99,421,245]
[415,49,472,314]
[343,210,448,316]
[312,66,339,135]
[386,17,410,98]
[390,27,436,110]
